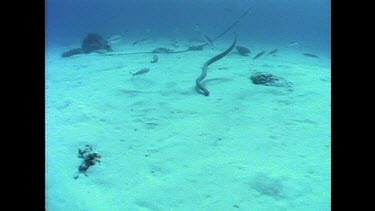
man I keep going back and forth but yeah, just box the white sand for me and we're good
[47,39,330,210]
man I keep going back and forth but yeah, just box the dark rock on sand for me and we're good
[152,47,174,54]
[62,33,113,57]
[62,48,84,58]
[81,33,113,54]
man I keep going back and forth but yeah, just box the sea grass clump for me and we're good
[74,145,101,179]
[250,72,293,91]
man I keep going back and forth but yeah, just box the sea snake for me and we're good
[211,6,251,42]
[195,33,237,96]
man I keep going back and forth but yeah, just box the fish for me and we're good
[236,45,251,56]
[151,55,158,63]
[133,38,149,45]
[288,41,299,46]
[130,68,150,76]
[266,49,278,56]
[108,34,123,44]
[302,53,320,58]
[253,51,266,60]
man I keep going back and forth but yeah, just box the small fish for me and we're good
[108,34,123,44]
[302,53,320,58]
[288,41,299,46]
[130,68,150,76]
[253,51,266,60]
[236,45,251,56]
[151,55,158,63]
[133,38,149,45]
[203,34,214,46]
[266,49,278,56]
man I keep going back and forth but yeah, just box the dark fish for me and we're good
[203,34,214,46]
[151,55,158,63]
[133,38,149,45]
[303,53,320,58]
[266,49,278,56]
[253,51,266,60]
[130,68,150,76]
[236,45,251,56]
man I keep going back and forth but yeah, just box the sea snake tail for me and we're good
[212,6,252,42]
[195,33,237,96]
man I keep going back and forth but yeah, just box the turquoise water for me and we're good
[47,0,331,210]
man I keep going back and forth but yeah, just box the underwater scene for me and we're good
[46,0,331,210]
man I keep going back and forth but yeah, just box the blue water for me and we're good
[47,0,331,210]
[47,0,330,52]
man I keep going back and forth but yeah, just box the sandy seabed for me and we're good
[47,38,331,211]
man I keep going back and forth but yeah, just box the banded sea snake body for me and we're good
[195,34,237,96]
